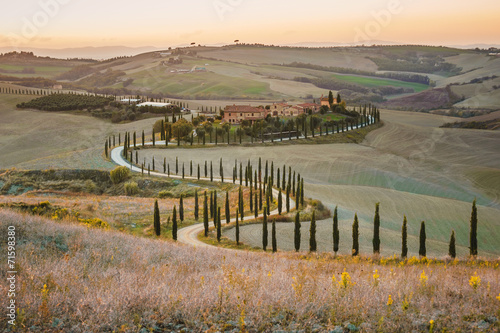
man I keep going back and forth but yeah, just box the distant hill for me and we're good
[1,44,499,108]
[0,46,162,60]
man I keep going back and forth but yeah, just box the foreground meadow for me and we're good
[1,210,498,332]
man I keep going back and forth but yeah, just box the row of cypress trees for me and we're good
[290,200,479,258]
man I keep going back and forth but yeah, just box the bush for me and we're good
[110,166,130,184]
[158,190,174,198]
[124,182,139,196]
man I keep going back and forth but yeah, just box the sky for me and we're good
[1,0,500,50]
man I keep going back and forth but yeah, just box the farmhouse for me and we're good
[223,105,268,124]
[320,94,337,107]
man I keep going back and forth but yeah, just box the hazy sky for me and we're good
[1,0,500,49]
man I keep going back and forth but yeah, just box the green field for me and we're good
[0,64,73,78]
[330,73,429,92]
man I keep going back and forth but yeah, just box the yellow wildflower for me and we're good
[469,272,481,290]
[387,295,393,306]
[420,270,428,287]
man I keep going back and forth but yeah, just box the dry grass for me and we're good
[0,209,499,332]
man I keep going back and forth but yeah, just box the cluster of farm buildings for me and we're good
[223,96,337,124]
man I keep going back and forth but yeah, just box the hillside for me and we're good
[2,45,499,108]
[1,209,498,332]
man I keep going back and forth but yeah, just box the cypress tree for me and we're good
[213,190,218,223]
[449,230,456,259]
[154,200,161,236]
[205,161,207,178]
[309,210,317,252]
[152,128,155,146]
[104,140,108,158]
[254,193,258,218]
[142,130,145,147]
[152,156,155,171]
[163,157,166,173]
[294,212,301,252]
[259,184,263,210]
[190,160,193,176]
[270,162,274,187]
[272,218,277,253]
[262,206,268,251]
[333,206,339,255]
[258,157,262,183]
[194,190,199,220]
[352,213,359,256]
[179,195,184,222]
[239,162,243,185]
[225,192,230,224]
[176,157,178,175]
[172,206,177,241]
[197,164,200,180]
[210,161,213,182]
[470,199,478,256]
[203,192,208,236]
[210,191,214,219]
[277,168,280,190]
[277,190,283,215]
[265,161,268,184]
[182,163,185,179]
[236,209,240,245]
[402,215,408,258]
[292,171,296,196]
[216,207,221,243]
[419,221,426,258]
[167,164,170,176]
[300,179,305,207]
[133,131,136,147]
[239,186,244,220]
[373,202,381,254]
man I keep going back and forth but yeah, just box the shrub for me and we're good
[158,190,174,198]
[110,166,130,184]
[124,182,139,196]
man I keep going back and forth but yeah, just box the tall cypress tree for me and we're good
[238,186,244,220]
[402,215,408,258]
[262,206,268,251]
[449,230,456,259]
[225,192,230,224]
[333,206,339,255]
[104,140,108,158]
[294,212,301,252]
[272,218,277,253]
[210,161,213,182]
[142,130,145,147]
[373,202,381,254]
[203,192,208,237]
[236,210,240,245]
[194,190,199,220]
[179,195,184,222]
[153,200,161,236]
[470,199,478,256]
[197,164,200,180]
[176,157,178,175]
[419,221,426,258]
[172,206,177,241]
[278,190,282,215]
[209,191,214,219]
[352,213,359,256]
[254,193,258,218]
[309,210,317,252]
[216,207,221,243]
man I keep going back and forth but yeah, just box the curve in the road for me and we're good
[111,141,295,249]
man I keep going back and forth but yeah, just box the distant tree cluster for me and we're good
[17,93,113,111]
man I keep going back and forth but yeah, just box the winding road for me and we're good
[111,141,296,248]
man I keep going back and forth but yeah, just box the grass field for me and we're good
[1,209,498,332]
[330,73,429,92]
[0,64,73,78]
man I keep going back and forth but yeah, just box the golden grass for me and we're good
[1,209,498,332]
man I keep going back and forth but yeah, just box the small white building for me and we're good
[136,102,172,108]
[120,98,141,104]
